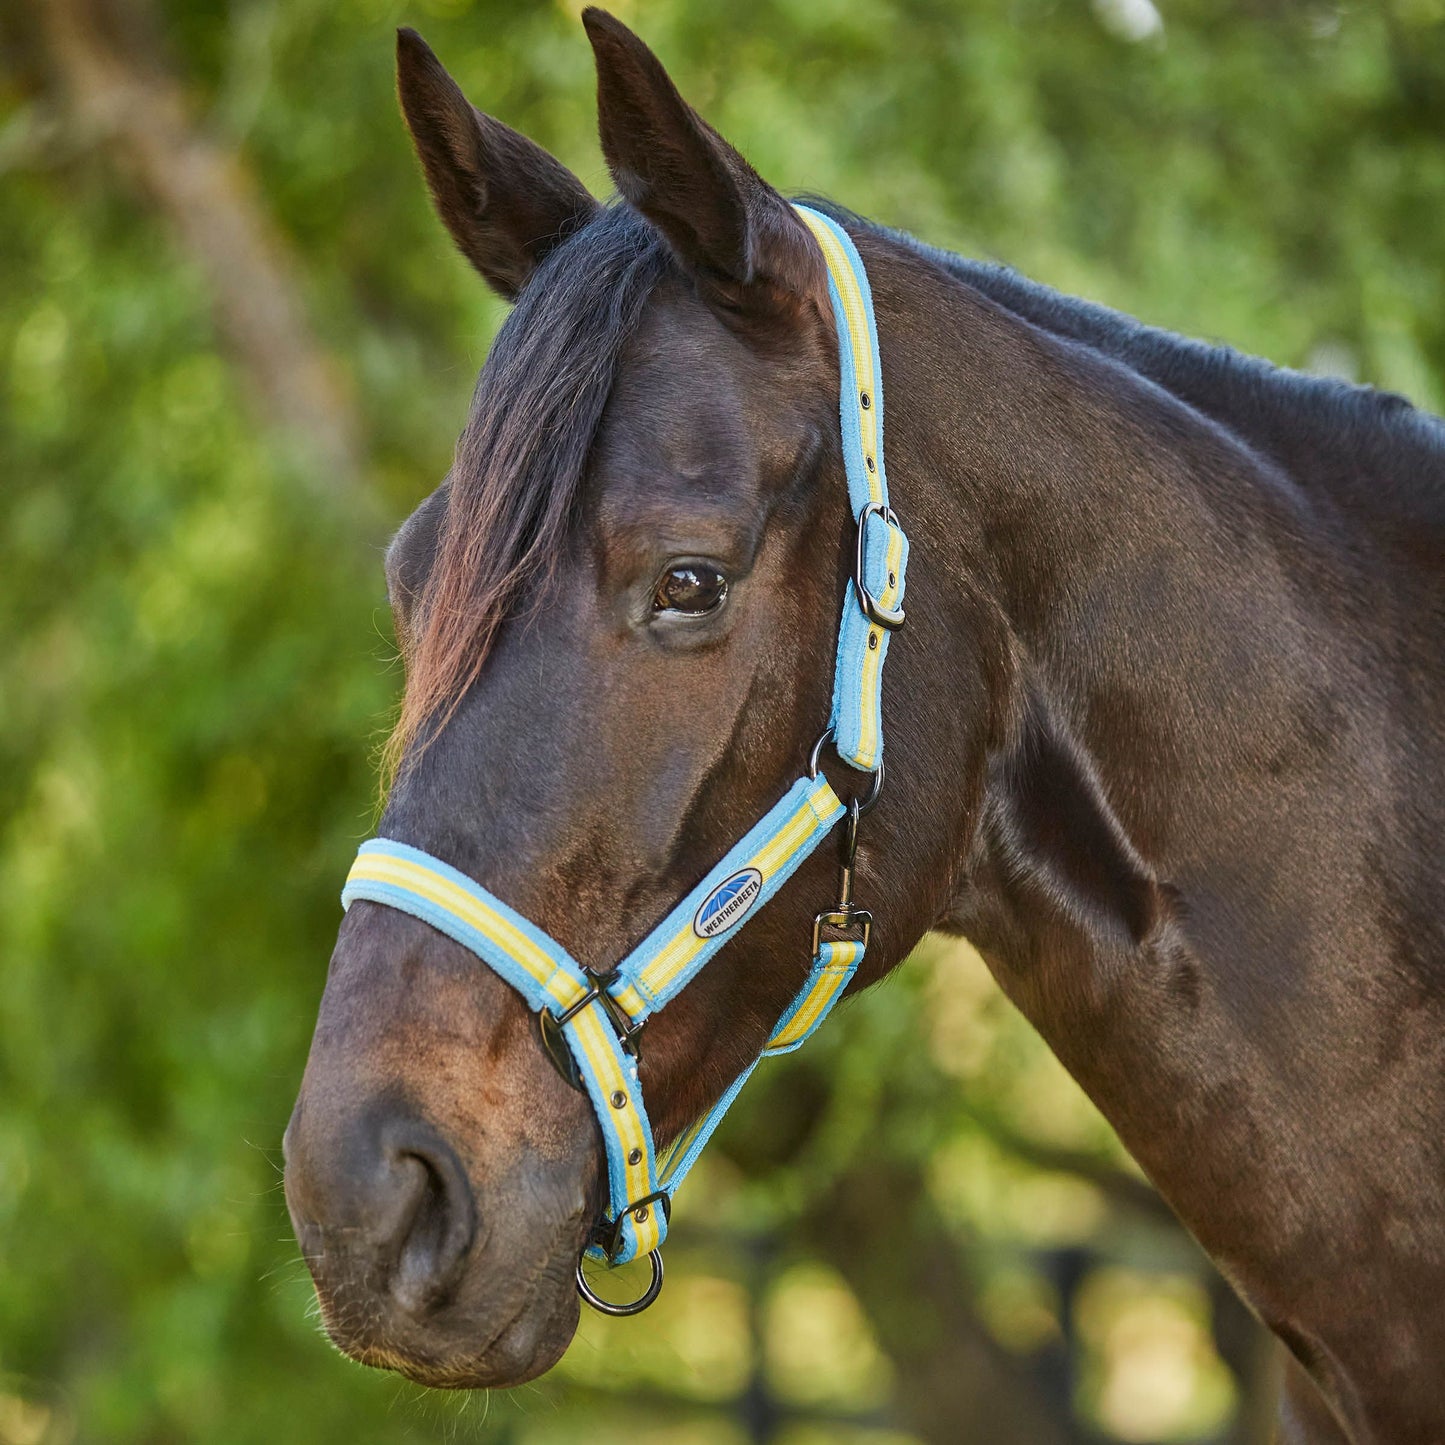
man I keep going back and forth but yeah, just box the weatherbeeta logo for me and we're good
[692,868,764,940]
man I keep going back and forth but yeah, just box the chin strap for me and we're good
[340,205,908,1311]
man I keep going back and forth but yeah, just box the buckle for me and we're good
[537,1009,583,1089]
[554,976,643,1051]
[812,904,872,957]
[852,501,906,631]
[592,1190,672,1261]
[537,973,644,1091]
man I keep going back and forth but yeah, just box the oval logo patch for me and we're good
[692,868,764,940]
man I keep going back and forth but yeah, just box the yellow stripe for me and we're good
[751,791,832,876]
[794,205,904,769]
[634,788,837,999]
[768,995,827,1049]
[610,982,647,1019]
[882,524,904,609]
[571,1006,662,1254]
[856,624,884,767]
[771,975,841,1050]
[348,856,583,1009]
[793,209,883,506]
[854,524,903,768]
[767,950,861,1050]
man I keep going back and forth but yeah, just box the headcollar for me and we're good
[341,207,909,1313]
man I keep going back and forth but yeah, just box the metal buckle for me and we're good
[852,501,906,631]
[537,1008,584,1090]
[537,973,644,1091]
[557,977,643,1050]
[591,1190,673,1262]
[575,1248,665,1317]
[812,905,872,957]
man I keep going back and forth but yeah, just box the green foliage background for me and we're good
[1,0,1441,1441]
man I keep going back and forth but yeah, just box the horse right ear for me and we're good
[583,9,824,319]
[396,29,599,300]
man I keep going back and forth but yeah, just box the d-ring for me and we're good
[575,1249,665,1317]
[808,728,884,813]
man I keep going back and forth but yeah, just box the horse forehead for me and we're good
[594,334,750,488]
[597,286,806,491]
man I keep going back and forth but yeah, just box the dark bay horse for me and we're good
[283,11,1445,1439]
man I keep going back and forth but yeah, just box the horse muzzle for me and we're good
[283,1088,586,1387]
[282,907,595,1387]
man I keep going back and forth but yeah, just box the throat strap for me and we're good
[340,203,908,1297]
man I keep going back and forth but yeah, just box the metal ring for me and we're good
[807,726,836,779]
[808,729,884,814]
[854,758,885,814]
[575,1249,665,1317]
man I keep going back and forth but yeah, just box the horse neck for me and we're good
[862,230,1445,1428]
[868,228,1349,860]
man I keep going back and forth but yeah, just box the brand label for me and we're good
[692,868,764,940]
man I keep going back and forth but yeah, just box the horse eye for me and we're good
[653,563,729,616]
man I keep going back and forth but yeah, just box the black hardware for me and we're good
[537,1009,583,1090]
[591,1191,673,1262]
[575,1248,665,1317]
[852,501,906,630]
[808,728,884,814]
[537,971,644,1091]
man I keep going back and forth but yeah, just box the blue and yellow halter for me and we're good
[341,206,909,1314]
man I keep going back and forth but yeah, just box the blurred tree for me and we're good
[1,0,1440,1441]
[34,0,368,501]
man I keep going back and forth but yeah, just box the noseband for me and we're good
[340,207,909,1314]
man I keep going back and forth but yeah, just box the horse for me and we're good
[282,11,1445,1440]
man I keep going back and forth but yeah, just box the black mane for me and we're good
[394,203,669,750]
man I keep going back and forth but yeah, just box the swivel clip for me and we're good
[812,799,873,956]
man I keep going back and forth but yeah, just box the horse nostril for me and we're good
[382,1126,477,1315]
[284,1100,478,1318]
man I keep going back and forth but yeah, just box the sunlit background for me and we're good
[2,0,1442,1441]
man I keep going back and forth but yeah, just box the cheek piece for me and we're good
[340,207,910,1315]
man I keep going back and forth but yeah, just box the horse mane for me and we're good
[388,204,670,773]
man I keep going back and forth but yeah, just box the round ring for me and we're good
[808,728,884,814]
[807,726,836,779]
[575,1248,665,1317]
[855,759,884,814]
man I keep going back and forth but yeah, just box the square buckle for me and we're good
[812,905,873,957]
[595,1190,672,1261]
[852,501,906,631]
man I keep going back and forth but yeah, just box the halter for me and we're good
[341,206,909,1315]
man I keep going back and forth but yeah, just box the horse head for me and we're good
[283,12,967,1387]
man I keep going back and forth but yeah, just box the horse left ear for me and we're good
[582,8,823,317]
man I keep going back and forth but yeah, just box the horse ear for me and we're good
[581,9,822,316]
[396,28,599,300]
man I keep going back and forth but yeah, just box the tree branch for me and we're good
[34,0,373,510]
